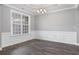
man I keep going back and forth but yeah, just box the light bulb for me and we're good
[36,10,40,13]
[41,11,44,14]
[43,9,47,13]
[40,8,43,11]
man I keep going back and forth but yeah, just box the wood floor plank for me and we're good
[0,39,79,55]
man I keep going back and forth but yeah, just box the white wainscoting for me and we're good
[1,31,35,48]
[34,31,77,45]
[1,31,78,48]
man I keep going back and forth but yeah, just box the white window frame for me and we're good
[10,10,30,36]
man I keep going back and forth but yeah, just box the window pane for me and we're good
[13,24,21,34]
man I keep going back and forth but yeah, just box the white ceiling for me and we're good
[7,4,77,15]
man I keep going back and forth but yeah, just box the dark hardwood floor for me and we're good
[0,39,79,55]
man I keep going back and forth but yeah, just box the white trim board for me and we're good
[36,38,79,46]
[0,48,2,51]
[75,43,79,46]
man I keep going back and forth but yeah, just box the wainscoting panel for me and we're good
[1,31,35,48]
[35,31,77,45]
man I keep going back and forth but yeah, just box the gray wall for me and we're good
[75,5,79,43]
[0,33,1,47]
[0,5,2,32]
[0,4,2,47]
[2,5,11,32]
[31,16,35,31]
[35,9,76,31]
[0,5,1,47]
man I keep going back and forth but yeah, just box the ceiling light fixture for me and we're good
[36,8,47,14]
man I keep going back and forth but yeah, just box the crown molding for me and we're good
[48,6,76,14]
[3,4,34,15]
[35,5,77,16]
[75,4,78,8]
[3,4,77,16]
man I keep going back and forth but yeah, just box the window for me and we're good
[11,10,30,35]
[22,15,29,34]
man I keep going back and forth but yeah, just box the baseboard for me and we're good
[0,48,2,51]
[75,43,79,46]
[2,39,34,49]
[35,38,79,46]
[2,38,34,48]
